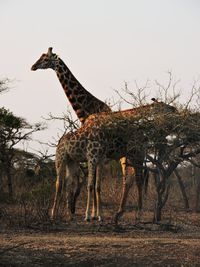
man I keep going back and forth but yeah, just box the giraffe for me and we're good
[53,101,177,223]
[31,47,140,218]
[31,47,111,214]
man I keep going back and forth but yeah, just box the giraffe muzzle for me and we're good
[31,65,37,71]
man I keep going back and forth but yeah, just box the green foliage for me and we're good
[0,107,23,128]
[0,107,31,151]
[20,182,52,203]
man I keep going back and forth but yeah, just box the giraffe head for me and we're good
[31,47,59,71]
[151,97,177,113]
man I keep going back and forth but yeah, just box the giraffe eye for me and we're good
[42,57,49,62]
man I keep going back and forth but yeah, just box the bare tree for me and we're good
[0,78,11,94]
[143,109,200,221]
[113,73,200,222]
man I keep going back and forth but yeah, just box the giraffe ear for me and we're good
[48,47,53,56]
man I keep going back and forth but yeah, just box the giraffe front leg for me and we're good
[91,164,103,221]
[65,190,75,221]
[51,174,64,220]
[85,163,96,222]
[51,160,66,220]
[95,165,102,222]
[85,182,93,222]
[91,188,97,220]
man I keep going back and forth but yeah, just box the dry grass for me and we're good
[1,209,200,267]
[1,169,200,266]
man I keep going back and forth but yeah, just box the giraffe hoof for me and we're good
[113,214,119,225]
[50,215,55,221]
[84,217,90,222]
[97,216,102,222]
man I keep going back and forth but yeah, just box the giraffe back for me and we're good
[62,101,177,165]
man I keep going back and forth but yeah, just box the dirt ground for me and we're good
[1,211,200,267]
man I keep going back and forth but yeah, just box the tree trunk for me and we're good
[0,169,3,193]
[6,167,13,198]
[154,194,162,222]
[153,172,170,223]
[174,169,190,211]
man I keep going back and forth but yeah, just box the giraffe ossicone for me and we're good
[48,47,53,55]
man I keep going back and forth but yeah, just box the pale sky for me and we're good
[1,0,200,154]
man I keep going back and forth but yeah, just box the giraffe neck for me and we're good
[55,58,110,124]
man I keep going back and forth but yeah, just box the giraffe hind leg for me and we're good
[70,166,87,214]
[114,173,134,225]
[114,158,135,225]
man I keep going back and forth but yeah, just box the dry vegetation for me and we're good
[1,167,200,266]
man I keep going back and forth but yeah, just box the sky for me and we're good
[1,0,200,155]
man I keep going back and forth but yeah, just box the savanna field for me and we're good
[1,159,200,266]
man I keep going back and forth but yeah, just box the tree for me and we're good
[0,107,46,197]
[114,73,200,222]
[0,78,11,94]
[140,108,200,222]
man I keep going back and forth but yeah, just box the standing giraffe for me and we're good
[31,47,111,214]
[54,101,177,224]
[31,47,140,218]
